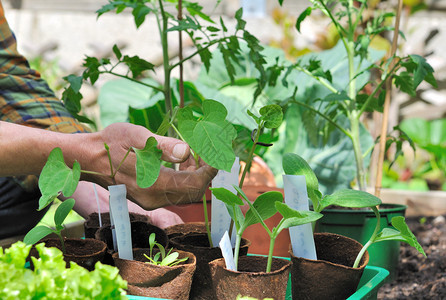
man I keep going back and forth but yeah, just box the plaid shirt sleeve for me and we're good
[0,2,90,134]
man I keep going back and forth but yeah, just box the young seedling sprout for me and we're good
[283,153,426,268]
[143,233,188,267]
[24,139,162,251]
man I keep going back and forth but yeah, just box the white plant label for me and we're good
[109,184,133,260]
[283,175,317,260]
[219,231,236,271]
[211,157,239,246]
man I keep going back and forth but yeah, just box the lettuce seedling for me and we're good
[0,241,127,299]
[143,233,188,267]
[282,153,426,268]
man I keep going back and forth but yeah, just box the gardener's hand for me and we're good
[84,123,217,210]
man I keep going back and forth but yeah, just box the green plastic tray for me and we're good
[126,265,389,300]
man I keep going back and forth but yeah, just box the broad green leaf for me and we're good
[319,189,382,210]
[54,198,76,228]
[133,137,162,188]
[375,216,426,256]
[38,148,81,210]
[275,202,323,234]
[177,100,236,172]
[23,226,54,245]
[282,153,320,208]
[259,104,283,129]
[98,78,163,128]
[244,191,282,228]
[210,187,244,206]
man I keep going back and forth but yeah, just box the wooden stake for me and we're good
[375,0,404,198]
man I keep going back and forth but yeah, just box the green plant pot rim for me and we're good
[321,203,407,215]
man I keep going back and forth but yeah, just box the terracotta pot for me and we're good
[113,248,196,300]
[84,212,150,239]
[29,238,107,271]
[169,232,251,300]
[289,232,369,300]
[209,255,291,300]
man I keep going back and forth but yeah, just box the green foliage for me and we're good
[273,0,436,192]
[143,233,188,267]
[281,153,425,267]
[210,184,321,272]
[0,242,127,299]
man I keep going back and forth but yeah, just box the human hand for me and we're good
[84,123,217,210]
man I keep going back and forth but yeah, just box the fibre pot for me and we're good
[315,203,406,281]
[289,232,369,300]
[112,248,196,300]
[95,221,167,266]
[165,222,207,240]
[169,232,251,300]
[209,255,291,300]
[95,220,168,251]
[29,238,107,271]
[84,212,150,239]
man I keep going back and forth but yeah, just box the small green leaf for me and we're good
[54,198,75,228]
[275,202,323,234]
[320,189,382,210]
[210,187,243,206]
[259,104,283,129]
[409,55,437,88]
[282,153,320,209]
[244,191,282,228]
[296,7,312,33]
[23,226,54,245]
[112,44,122,60]
[133,137,162,188]
[161,252,179,266]
[247,110,261,125]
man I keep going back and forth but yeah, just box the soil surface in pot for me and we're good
[378,214,446,299]
[29,238,106,271]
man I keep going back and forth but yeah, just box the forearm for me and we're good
[0,121,102,177]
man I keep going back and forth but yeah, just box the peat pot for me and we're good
[84,212,150,239]
[290,232,369,300]
[316,203,406,281]
[169,232,251,300]
[113,248,196,300]
[30,238,107,271]
[209,255,291,300]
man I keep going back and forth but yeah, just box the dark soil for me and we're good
[378,214,446,299]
